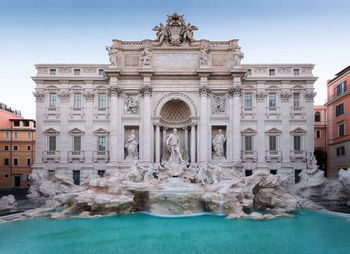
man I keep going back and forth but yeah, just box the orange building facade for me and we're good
[314,105,327,174]
[0,113,36,187]
[325,66,350,177]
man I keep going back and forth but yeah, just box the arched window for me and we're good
[315,112,321,122]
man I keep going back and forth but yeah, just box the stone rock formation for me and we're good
[0,195,18,215]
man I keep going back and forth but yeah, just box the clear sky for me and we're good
[0,0,349,119]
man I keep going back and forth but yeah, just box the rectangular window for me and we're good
[14,120,20,126]
[13,158,18,166]
[27,145,31,151]
[23,120,29,127]
[13,145,18,151]
[74,93,81,108]
[74,69,80,75]
[336,147,345,156]
[246,69,252,76]
[98,170,105,177]
[14,132,18,139]
[49,93,57,108]
[338,123,345,137]
[73,136,81,151]
[73,170,80,185]
[244,93,252,107]
[293,69,299,76]
[27,158,31,166]
[269,93,276,107]
[335,103,344,117]
[269,136,277,151]
[293,93,300,108]
[336,81,347,96]
[269,69,275,76]
[294,136,301,151]
[4,145,9,151]
[316,130,321,138]
[245,136,252,150]
[5,132,9,139]
[4,158,9,166]
[28,132,31,139]
[49,136,56,151]
[50,69,56,75]
[98,137,106,151]
[99,69,104,76]
[98,93,106,108]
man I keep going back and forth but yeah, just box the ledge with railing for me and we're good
[94,151,110,162]
[290,150,306,162]
[265,150,282,162]
[241,150,257,162]
[68,151,85,163]
[43,151,60,163]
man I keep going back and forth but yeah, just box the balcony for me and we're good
[68,151,85,163]
[43,151,60,163]
[95,107,110,120]
[290,106,305,119]
[241,150,257,162]
[241,106,256,119]
[290,150,306,162]
[326,89,350,105]
[94,151,110,162]
[265,150,282,162]
[265,107,281,120]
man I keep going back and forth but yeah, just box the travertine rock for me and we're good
[0,195,18,215]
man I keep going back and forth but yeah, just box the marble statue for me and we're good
[125,129,139,159]
[207,163,223,184]
[232,46,244,67]
[152,23,168,45]
[141,48,152,66]
[166,128,184,163]
[183,22,198,44]
[200,45,209,67]
[105,46,118,67]
[212,129,226,159]
[124,95,139,114]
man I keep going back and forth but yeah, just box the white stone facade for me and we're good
[32,14,317,185]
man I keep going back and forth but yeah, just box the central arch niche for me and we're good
[160,99,191,126]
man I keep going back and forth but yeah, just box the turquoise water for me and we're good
[0,210,349,254]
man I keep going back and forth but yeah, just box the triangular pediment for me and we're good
[93,128,109,134]
[69,128,85,134]
[241,128,256,134]
[43,128,59,134]
[290,127,306,134]
[265,128,281,134]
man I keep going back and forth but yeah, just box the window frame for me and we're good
[98,93,107,108]
[335,103,344,117]
[244,93,252,108]
[49,93,57,108]
[338,122,345,137]
[268,93,276,107]
[73,93,82,108]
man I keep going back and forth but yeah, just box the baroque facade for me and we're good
[32,13,316,185]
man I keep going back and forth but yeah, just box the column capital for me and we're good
[109,86,123,97]
[58,91,70,101]
[83,91,95,101]
[199,86,212,96]
[140,85,152,96]
[304,91,316,102]
[256,91,267,102]
[33,91,45,102]
[280,92,292,102]
[228,86,241,97]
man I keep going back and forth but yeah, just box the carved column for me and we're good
[280,89,292,163]
[184,126,189,153]
[33,88,45,166]
[229,82,241,162]
[199,86,211,163]
[58,85,69,164]
[83,88,94,165]
[227,91,233,162]
[256,87,267,165]
[305,90,316,153]
[190,123,197,163]
[155,123,160,164]
[140,84,153,163]
[162,127,167,158]
[109,83,123,163]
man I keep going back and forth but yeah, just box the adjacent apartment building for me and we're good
[314,105,327,174]
[325,66,350,177]
[0,104,36,187]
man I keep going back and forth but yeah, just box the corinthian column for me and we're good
[155,123,160,163]
[109,84,123,163]
[190,123,197,163]
[199,86,211,163]
[229,80,242,162]
[140,85,153,163]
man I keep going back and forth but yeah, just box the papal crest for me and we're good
[153,12,198,46]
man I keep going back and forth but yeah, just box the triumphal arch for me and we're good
[32,13,317,184]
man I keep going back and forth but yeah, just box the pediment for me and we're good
[241,128,256,134]
[93,128,109,134]
[43,128,59,134]
[265,128,281,134]
[290,127,306,134]
[69,128,85,134]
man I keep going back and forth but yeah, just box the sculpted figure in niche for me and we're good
[200,45,209,67]
[141,48,152,66]
[166,128,184,163]
[232,46,244,67]
[125,129,139,159]
[212,129,226,159]
[105,46,118,67]
[124,95,139,114]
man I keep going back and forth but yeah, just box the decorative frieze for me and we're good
[124,95,139,114]
[58,67,72,74]
[83,91,95,101]
[33,91,45,102]
[212,94,226,113]
[83,67,97,73]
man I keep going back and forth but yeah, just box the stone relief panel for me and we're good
[212,54,226,67]
[211,94,226,114]
[124,94,140,114]
[124,55,139,67]
[153,53,198,67]
[124,127,139,160]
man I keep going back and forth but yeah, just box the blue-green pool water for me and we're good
[0,210,349,254]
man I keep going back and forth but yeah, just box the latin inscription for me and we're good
[154,53,198,67]
[125,55,139,66]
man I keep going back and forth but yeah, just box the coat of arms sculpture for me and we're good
[152,12,198,46]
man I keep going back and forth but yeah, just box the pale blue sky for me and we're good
[0,0,349,118]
